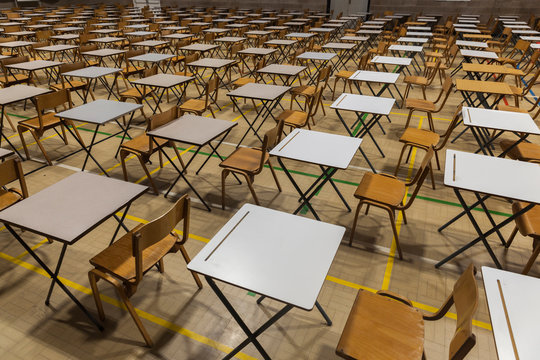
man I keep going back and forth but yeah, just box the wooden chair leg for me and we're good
[394,144,408,176]
[244,174,260,205]
[67,120,85,147]
[158,258,165,273]
[349,201,363,246]
[523,240,540,275]
[3,112,16,132]
[221,169,230,210]
[427,113,435,131]
[266,158,281,192]
[30,130,52,166]
[114,281,153,347]
[137,155,159,195]
[59,123,69,145]
[429,162,436,190]
[404,109,415,128]
[120,150,130,181]
[178,245,203,289]
[88,270,106,322]
[17,126,31,161]
[434,149,441,170]
[421,86,427,100]
[171,143,187,172]
[402,84,412,108]
[331,78,338,100]
[387,209,403,260]
[506,226,519,248]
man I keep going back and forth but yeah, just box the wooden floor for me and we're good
[0,39,538,360]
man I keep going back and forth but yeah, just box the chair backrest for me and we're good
[446,44,459,67]
[307,87,323,119]
[317,66,332,88]
[0,158,28,205]
[35,89,72,130]
[125,48,145,65]
[204,76,219,107]
[401,146,434,210]
[436,105,463,151]
[60,61,86,74]
[257,119,284,173]
[143,65,158,78]
[434,76,454,111]
[132,194,190,283]
[1,56,29,82]
[147,106,179,153]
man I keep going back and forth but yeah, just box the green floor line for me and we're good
[69,127,512,218]
[3,112,30,119]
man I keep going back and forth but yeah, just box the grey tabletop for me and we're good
[215,36,246,43]
[188,58,235,68]
[265,39,297,45]
[89,36,126,43]
[35,44,77,52]
[162,33,193,40]
[0,85,51,105]
[131,73,194,88]
[82,49,126,57]
[322,42,356,50]
[245,30,272,36]
[129,53,175,62]
[227,82,291,100]
[62,66,121,78]
[148,114,237,145]
[0,147,14,159]
[131,40,169,47]
[55,99,142,124]
[125,31,156,37]
[50,34,79,40]
[0,172,147,244]
[6,60,62,71]
[238,47,277,55]
[297,51,337,61]
[0,41,34,48]
[258,64,306,76]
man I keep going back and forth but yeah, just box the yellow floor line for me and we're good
[15,238,49,259]
[14,122,89,152]
[101,154,136,175]
[0,250,256,360]
[134,145,194,184]
[381,116,424,291]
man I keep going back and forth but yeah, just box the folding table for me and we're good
[321,42,356,71]
[0,40,34,56]
[455,40,489,49]
[348,70,403,106]
[55,100,142,174]
[455,79,513,109]
[257,63,306,86]
[436,150,540,268]
[130,73,193,114]
[81,48,126,67]
[0,172,147,330]
[179,43,219,57]
[461,107,540,156]
[5,59,62,85]
[90,29,121,36]
[124,30,156,39]
[130,40,169,53]
[237,47,277,76]
[61,66,121,102]
[227,83,290,146]
[128,52,174,73]
[296,51,336,85]
[50,34,79,44]
[214,36,247,56]
[482,266,540,360]
[187,58,235,91]
[388,44,424,72]
[370,55,413,75]
[187,203,343,359]
[0,85,51,157]
[397,36,429,45]
[270,129,368,220]
[264,39,297,61]
[462,63,524,82]
[331,93,396,163]
[161,33,193,42]
[34,44,77,61]
[147,114,237,209]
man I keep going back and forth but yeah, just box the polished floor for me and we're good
[0,42,538,360]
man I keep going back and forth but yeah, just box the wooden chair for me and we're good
[179,76,218,118]
[403,76,454,131]
[402,59,442,103]
[120,65,161,121]
[276,87,322,131]
[220,120,284,209]
[50,62,95,101]
[118,49,146,90]
[394,106,462,189]
[0,158,28,212]
[506,202,540,274]
[1,56,34,87]
[332,53,370,100]
[88,194,202,347]
[290,65,331,120]
[497,39,530,68]
[336,264,478,360]
[17,89,85,166]
[349,147,435,259]
[120,106,186,194]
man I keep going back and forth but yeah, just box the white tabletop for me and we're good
[444,150,540,203]
[132,40,169,47]
[238,47,276,55]
[453,24,477,28]
[406,31,433,36]
[520,36,540,41]
[227,82,290,100]
[407,26,431,31]
[456,40,488,48]
[322,42,356,50]
[129,53,174,62]
[258,64,306,76]
[482,266,540,360]
[340,36,369,42]
[397,37,429,43]
[371,55,412,66]
[187,58,235,68]
[270,129,362,169]
[297,51,337,61]
[388,44,424,52]
[454,28,481,34]
[0,172,147,244]
[330,93,396,115]
[131,73,193,88]
[286,32,315,38]
[356,30,382,35]
[6,60,62,71]
[512,30,540,35]
[180,43,219,52]
[348,70,400,84]
[0,148,13,159]
[463,107,540,134]
[56,99,142,124]
[187,203,344,310]
[147,114,236,146]
[0,85,50,106]
[82,49,125,57]
[35,44,77,52]
[460,49,499,59]
[62,66,121,78]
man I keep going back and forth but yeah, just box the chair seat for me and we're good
[291,85,316,96]
[496,104,528,113]
[219,147,266,173]
[122,65,144,75]
[399,128,440,148]
[424,51,443,58]
[336,290,424,360]
[121,134,167,154]
[513,202,540,237]
[500,139,540,162]
[508,85,523,96]
[354,172,406,207]
[233,77,255,87]
[276,109,308,127]
[120,87,152,99]
[405,98,436,112]
[175,70,194,77]
[179,99,206,112]
[404,75,428,86]
[50,80,87,91]
[498,57,518,65]
[0,189,22,211]
[171,55,185,63]
[335,70,355,79]
[2,73,29,84]
[19,112,61,130]
[89,224,177,282]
